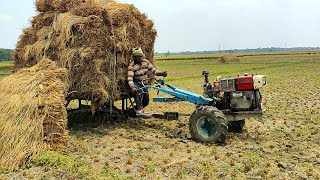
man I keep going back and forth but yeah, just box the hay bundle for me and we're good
[218,55,240,63]
[0,58,68,170]
[36,0,61,12]
[13,0,157,112]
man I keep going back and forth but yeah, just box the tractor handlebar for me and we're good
[140,78,165,87]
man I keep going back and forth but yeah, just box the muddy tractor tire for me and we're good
[189,106,227,144]
[228,120,245,133]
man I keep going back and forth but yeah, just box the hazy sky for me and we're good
[1,0,320,52]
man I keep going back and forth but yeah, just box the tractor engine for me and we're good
[218,74,266,111]
[202,71,266,111]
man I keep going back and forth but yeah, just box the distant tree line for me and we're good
[0,48,12,61]
[155,47,320,56]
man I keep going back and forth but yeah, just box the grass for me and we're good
[0,61,13,79]
[1,52,320,179]
[10,150,130,179]
[154,50,320,61]
[155,54,221,61]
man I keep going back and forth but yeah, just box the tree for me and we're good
[0,48,12,61]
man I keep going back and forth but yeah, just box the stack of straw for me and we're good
[12,0,157,112]
[218,55,240,63]
[0,58,68,170]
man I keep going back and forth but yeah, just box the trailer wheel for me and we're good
[228,120,245,133]
[189,106,227,144]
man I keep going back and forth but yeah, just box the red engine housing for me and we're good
[236,76,254,91]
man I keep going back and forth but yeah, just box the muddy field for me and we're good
[1,52,320,179]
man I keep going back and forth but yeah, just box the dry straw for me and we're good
[13,0,157,113]
[218,55,240,63]
[0,58,69,170]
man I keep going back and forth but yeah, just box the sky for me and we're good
[1,0,320,52]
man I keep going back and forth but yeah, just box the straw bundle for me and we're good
[36,0,61,12]
[218,55,240,63]
[13,0,157,112]
[0,58,69,170]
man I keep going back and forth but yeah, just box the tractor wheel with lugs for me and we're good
[189,106,227,144]
[228,120,245,133]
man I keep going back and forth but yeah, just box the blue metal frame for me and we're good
[139,80,214,106]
